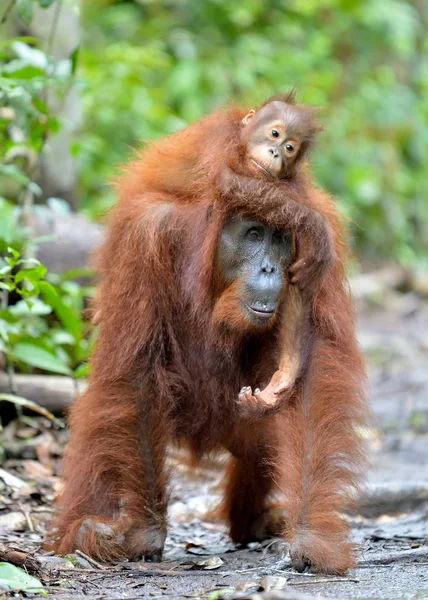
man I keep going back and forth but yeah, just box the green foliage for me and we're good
[0,36,71,165]
[0,230,94,378]
[80,0,428,263]
[0,2,93,379]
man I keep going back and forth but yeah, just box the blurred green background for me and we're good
[2,0,428,263]
[79,0,428,264]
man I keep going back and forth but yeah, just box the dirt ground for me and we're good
[0,289,427,599]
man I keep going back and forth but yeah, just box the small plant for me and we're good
[0,241,94,378]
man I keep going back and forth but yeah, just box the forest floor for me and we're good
[0,281,428,600]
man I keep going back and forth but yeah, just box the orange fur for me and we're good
[46,100,367,574]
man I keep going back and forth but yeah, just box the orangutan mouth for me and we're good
[245,303,275,320]
[250,158,275,178]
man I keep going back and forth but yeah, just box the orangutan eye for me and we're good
[285,143,294,152]
[273,230,290,245]
[271,129,279,138]
[246,227,261,240]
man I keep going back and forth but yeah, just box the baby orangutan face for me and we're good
[241,100,319,179]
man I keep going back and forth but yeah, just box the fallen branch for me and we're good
[0,373,86,414]
[358,481,428,517]
[360,546,428,566]
[350,265,428,301]
[350,265,408,299]
[75,549,108,570]
[0,392,63,426]
[292,577,359,585]
[0,544,43,576]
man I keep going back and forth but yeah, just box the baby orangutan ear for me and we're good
[309,106,325,134]
[242,109,255,125]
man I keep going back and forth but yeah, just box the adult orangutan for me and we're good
[46,94,367,575]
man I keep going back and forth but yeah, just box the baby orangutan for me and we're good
[229,95,323,413]
[241,95,320,181]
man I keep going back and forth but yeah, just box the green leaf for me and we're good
[0,563,47,595]
[0,37,38,52]
[14,342,72,375]
[15,264,48,284]
[0,200,17,242]
[32,96,49,115]
[0,165,29,186]
[2,64,45,79]
[74,362,90,378]
[208,590,235,600]
[38,280,58,297]
[71,45,80,75]
[51,330,75,345]
[9,298,52,316]
[16,0,34,26]
[16,258,41,266]
[0,320,9,342]
[40,282,83,340]
[12,42,47,68]
[7,247,20,260]
[39,0,55,7]
[18,283,39,298]
[60,267,95,281]
[29,181,43,196]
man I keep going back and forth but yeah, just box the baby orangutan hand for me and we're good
[237,368,295,419]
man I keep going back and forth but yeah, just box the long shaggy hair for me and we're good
[46,98,367,575]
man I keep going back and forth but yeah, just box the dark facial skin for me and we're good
[241,100,317,179]
[217,216,293,325]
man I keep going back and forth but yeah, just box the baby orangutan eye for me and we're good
[285,143,295,153]
[271,129,279,138]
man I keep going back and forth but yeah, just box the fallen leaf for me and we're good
[186,546,210,555]
[0,469,26,490]
[185,538,205,549]
[195,556,223,570]
[0,512,27,533]
[0,562,46,595]
[35,439,54,465]
[259,575,288,591]
[236,581,259,592]
[16,427,38,439]
[24,460,54,480]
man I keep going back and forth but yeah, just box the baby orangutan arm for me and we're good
[236,285,304,419]
[218,166,335,291]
